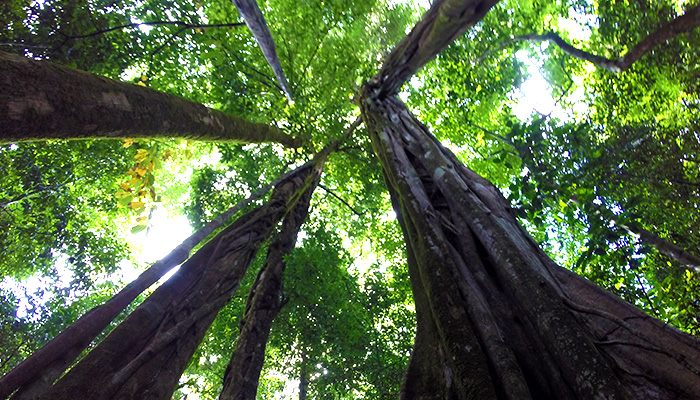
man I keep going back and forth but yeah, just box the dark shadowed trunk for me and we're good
[299,353,308,400]
[0,160,317,400]
[15,164,316,400]
[360,93,700,399]
[218,150,327,399]
[0,51,302,147]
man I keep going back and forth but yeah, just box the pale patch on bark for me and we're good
[100,92,133,112]
[7,92,54,118]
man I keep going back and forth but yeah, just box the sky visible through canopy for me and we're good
[2,0,594,322]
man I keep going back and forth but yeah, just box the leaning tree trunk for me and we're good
[0,51,302,147]
[20,164,316,400]
[0,159,317,400]
[361,93,700,399]
[218,149,327,399]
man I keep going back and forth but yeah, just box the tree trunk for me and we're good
[0,160,316,400]
[369,0,501,97]
[218,150,327,399]
[0,51,302,147]
[18,165,316,400]
[299,353,308,400]
[361,93,700,399]
[232,0,293,100]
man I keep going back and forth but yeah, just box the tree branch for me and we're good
[478,5,700,72]
[0,51,303,147]
[0,158,318,398]
[318,184,363,217]
[62,21,246,40]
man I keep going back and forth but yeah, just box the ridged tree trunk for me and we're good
[361,93,700,399]
[20,165,315,400]
[0,160,317,400]
[218,150,327,399]
[0,51,302,147]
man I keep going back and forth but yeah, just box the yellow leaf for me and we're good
[126,170,138,176]
[119,182,131,191]
[135,167,147,177]
[140,74,147,81]
[134,149,149,162]
[123,139,134,148]
[194,28,202,34]
[136,216,148,223]
[115,190,130,198]
[162,149,174,161]
[129,201,145,210]
[148,161,154,172]
[136,81,147,87]
[128,177,141,185]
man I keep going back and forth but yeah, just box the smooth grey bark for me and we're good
[361,93,700,399]
[0,51,302,147]
[232,0,293,100]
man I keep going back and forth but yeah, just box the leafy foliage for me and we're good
[2,0,700,397]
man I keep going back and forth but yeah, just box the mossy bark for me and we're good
[369,0,500,98]
[18,165,315,400]
[361,93,700,399]
[0,51,302,147]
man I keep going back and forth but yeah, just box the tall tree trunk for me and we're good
[370,0,501,97]
[0,160,316,400]
[361,93,700,399]
[218,149,328,399]
[0,51,302,147]
[232,0,293,100]
[18,165,316,400]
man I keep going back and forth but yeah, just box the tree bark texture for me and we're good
[232,0,293,100]
[370,0,501,98]
[0,159,318,400]
[361,93,700,399]
[218,150,327,400]
[20,165,315,400]
[0,51,302,147]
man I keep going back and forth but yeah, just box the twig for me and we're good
[318,184,363,217]
[149,27,188,61]
[632,269,659,318]
[227,49,283,92]
[466,121,518,152]
[300,30,329,83]
[63,21,246,40]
